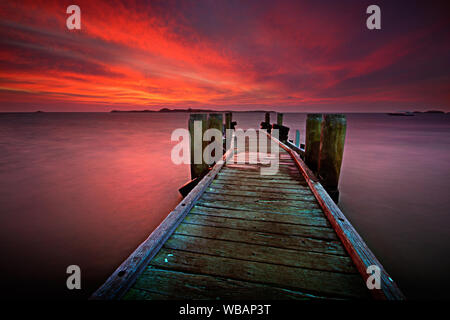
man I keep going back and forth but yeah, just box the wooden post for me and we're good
[207,113,223,132]
[277,113,283,126]
[225,112,232,130]
[206,113,224,164]
[318,114,347,202]
[305,114,323,172]
[295,129,300,147]
[208,113,224,135]
[261,112,271,133]
[189,114,208,179]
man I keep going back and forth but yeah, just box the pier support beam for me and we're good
[305,114,323,172]
[272,112,289,142]
[206,113,224,165]
[318,114,347,202]
[277,113,283,126]
[189,113,208,179]
[225,112,232,131]
[261,112,271,133]
[295,129,300,148]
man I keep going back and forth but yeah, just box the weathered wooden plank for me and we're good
[208,182,312,194]
[216,172,304,183]
[210,179,309,189]
[196,199,324,217]
[126,268,342,300]
[223,165,301,173]
[201,192,317,204]
[183,213,338,240]
[150,249,370,299]
[123,287,171,300]
[164,234,356,273]
[174,223,347,256]
[219,170,303,181]
[199,194,319,208]
[190,205,330,227]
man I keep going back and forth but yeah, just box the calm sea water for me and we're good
[0,112,449,299]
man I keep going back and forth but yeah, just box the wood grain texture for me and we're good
[189,204,331,227]
[174,223,347,256]
[149,248,369,299]
[124,268,343,300]
[163,234,356,273]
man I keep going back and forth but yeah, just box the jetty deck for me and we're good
[92,130,404,300]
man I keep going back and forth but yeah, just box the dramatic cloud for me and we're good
[0,0,449,111]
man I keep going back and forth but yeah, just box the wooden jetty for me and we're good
[91,113,404,300]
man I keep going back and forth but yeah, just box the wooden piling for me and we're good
[189,113,208,179]
[318,114,347,202]
[295,129,300,147]
[208,113,224,134]
[206,113,224,164]
[305,114,323,172]
[225,112,232,130]
[261,112,272,133]
[277,113,283,126]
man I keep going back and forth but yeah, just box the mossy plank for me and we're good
[201,192,317,204]
[164,234,356,273]
[190,205,330,227]
[174,223,347,256]
[149,249,370,299]
[183,213,338,240]
[127,268,343,300]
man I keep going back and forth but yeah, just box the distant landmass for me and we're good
[110,108,274,113]
[412,110,445,114]
[387,109,446,116]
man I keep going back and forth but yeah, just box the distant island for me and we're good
[412,110,445,114]
[110,108,274,113]
[387,109,446,116]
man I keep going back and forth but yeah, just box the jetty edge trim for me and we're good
[90,135,236,300]
[267,131,405,300]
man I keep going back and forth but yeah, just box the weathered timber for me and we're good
[189,113,208,179]
[305,114,322,172]
[225,112,232,130]
[318,114,346,202]
[124,268,343,300]
[205,113,224,165]
[149,248,369,299]
[173,223,347,256]
[182,213,337,240]
[163,234,356,273]
[277,112,283,126]
[189,205,330,227]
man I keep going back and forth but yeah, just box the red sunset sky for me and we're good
[0,0,449,112]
